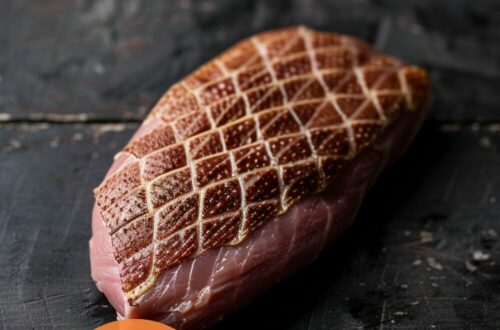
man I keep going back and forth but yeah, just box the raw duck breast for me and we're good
[90,26,430,329]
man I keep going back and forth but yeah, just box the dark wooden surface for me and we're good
[1,0,499,329]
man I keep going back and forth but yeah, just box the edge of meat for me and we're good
[89,96,429,329]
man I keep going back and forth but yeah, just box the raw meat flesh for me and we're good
[89,26,430,329]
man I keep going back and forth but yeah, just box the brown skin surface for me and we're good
[90,26,430,328]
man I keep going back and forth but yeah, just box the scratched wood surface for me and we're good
[0,0,499,329]
[1,0,500,122]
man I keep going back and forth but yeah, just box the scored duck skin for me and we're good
[89,26,430,328]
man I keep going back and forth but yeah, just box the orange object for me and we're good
[96,319,175,330]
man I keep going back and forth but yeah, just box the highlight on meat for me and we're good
[90,26,430,328]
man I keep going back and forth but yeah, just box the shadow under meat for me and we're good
[214,122,451,329]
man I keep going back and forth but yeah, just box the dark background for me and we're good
[1,0,499,329]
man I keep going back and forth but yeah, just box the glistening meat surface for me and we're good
[89,26,430,329]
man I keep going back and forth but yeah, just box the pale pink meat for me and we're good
[89,26,430,329]
[90,103,427,328]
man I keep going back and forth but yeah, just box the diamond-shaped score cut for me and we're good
[93,26,430,301]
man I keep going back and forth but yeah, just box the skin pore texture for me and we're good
[89,26,430,329]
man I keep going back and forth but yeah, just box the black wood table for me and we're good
[1,0,499,328]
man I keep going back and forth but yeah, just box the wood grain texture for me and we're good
[0,0,499,121]
[1,0,500,329]
[0,123,134,329]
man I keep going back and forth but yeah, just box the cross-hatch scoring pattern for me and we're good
[94,26,430,302]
